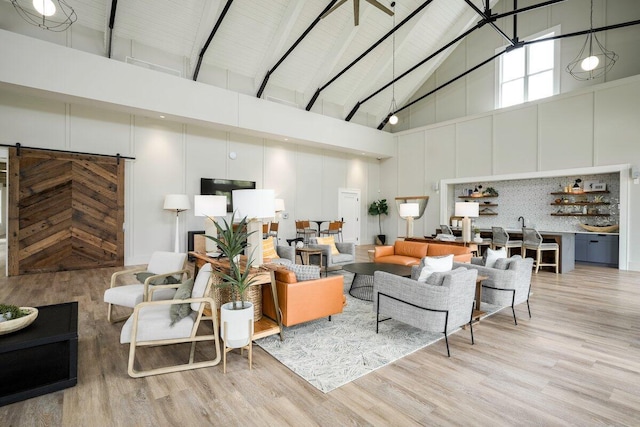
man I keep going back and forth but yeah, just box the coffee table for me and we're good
[343,262,412,301]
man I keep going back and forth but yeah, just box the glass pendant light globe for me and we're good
[581,55,599,71]
[33,0,56,16]
[389,114,398,125]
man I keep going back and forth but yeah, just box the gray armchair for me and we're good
[453,255,533,325]
[308,237,355,272]
[267,244,296,266]
[372,267,478,356]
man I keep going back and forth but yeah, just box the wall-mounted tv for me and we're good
[200,178,256,212]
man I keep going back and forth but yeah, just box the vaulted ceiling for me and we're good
[8,0,628,130]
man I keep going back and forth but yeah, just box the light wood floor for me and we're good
[1,246,640,426]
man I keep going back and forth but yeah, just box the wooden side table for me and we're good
[295,247,324,272]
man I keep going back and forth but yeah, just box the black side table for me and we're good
[0,302,78,407]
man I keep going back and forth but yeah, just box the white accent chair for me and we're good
[104,251,190,323]
[120,263,221,377]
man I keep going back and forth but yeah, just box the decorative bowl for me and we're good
[0,307,38,335]
[578,224,619,233]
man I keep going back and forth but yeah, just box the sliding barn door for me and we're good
[8,148,125,275]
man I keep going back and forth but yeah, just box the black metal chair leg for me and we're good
[469,320,474,345]
[527,299,531,318]
[444,333,450,357]
[328,315,332,321]
[511,291,518,325]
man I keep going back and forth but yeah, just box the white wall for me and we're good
[0,89,381,265]
[384,75,640,271]
[394,0,640,130]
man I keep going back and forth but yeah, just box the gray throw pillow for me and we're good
[285,264,320,281]
[136,271,180,285]
[493,258,511,270]
[425,267,467,286]
[170,278,194,325]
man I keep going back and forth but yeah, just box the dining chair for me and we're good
[522,227,559,273]
[296,220,317,244]
[440,224,454,235]
[491,226,523,257]
[321,221,343,242]
[268,222,279,241]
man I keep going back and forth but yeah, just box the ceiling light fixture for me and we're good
[566,0,617,81]
[387,2,398,126]
[11,0,76,32]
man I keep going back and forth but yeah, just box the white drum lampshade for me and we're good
[454,202,479,243]
[194,195,227,252]
[232,189,276,266]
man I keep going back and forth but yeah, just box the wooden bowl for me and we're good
[0,307,38,335]
[578,224,619,233]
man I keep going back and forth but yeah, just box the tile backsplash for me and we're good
[451,173,620,232]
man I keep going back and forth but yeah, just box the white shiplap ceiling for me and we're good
[3,0,506,129]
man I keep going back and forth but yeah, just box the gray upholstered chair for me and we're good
[453,255,534,325]
[491,226,523,256]
[522,227,559,273]
[308,237,355,273]
[372,267,478,356]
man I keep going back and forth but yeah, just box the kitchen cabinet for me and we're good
[575,233,619,266]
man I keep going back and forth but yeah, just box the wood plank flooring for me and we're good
[1,246,640,426]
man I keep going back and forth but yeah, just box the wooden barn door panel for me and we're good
[8,148,124,276]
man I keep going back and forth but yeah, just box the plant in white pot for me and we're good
[207,212,258,349]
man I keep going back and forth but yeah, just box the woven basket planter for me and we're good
[210,273,262,321]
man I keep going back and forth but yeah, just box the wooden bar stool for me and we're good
[491,226,523,256]
[522,227,559,273]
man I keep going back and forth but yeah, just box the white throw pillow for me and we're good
[417,254,454,283]
[484,247,507,268]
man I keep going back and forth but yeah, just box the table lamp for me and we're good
[194,195,227,252]
[233,189,275,267]
[454,202,479,243]
[399,202,420,238]
[164,194,190,252]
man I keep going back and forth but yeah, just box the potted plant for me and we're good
[368,199,389,245]
[473,227,483,243]
[207,212,258,348]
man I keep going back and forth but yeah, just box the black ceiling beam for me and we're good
[306,0,436,111]
[347,0,568,122]
[378,18,640,129]
[257,1,338,99]
[107,0,118,58]
[347,23,482,121]
[463,0,513,46]
[193,0,234,82]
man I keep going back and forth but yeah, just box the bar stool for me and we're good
[491,226,523,256]
[440,224,454,235]
[522,227,559,273]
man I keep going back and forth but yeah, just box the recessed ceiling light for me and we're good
[159,115,165,119]
[284,138,289,141]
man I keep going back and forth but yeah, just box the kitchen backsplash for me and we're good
[451,173,620,232]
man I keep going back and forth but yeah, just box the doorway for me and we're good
[338,188,360,244]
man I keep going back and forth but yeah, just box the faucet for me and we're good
[518,216,525,228]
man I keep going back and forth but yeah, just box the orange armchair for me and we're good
[262,269,345,327]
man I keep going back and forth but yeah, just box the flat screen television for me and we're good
[200,178,256,212]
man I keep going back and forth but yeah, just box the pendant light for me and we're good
[387,2,398,126]
[11,0,77,32]
[566,0,617,81]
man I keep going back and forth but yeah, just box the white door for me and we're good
[338,188,360,244]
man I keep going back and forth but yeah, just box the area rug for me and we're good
[256,273,503,393]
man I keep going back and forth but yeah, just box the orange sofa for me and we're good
[374,240,472,266]
[262,268,346,327]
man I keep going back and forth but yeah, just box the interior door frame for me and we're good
[338,187,361,245]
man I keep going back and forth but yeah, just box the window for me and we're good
[497,27,559,108]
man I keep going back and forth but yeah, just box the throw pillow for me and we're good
[425,266,467,286]
[316,236,340,256]
[493,258,511,270]
[484,247,507,268]
[417,254,454,283]
[170,278,194,326]
[285,263,320,281]
[262,237,279,260]
[135,271,180,285]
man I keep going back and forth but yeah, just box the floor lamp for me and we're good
[194,195,227,253]
[232,189,275,267]
[454,202,479,244]
[399,203,419,238]
[164,194,190,252]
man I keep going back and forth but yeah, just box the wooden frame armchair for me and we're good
[104,251,190,323]
[119,263,221,377]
